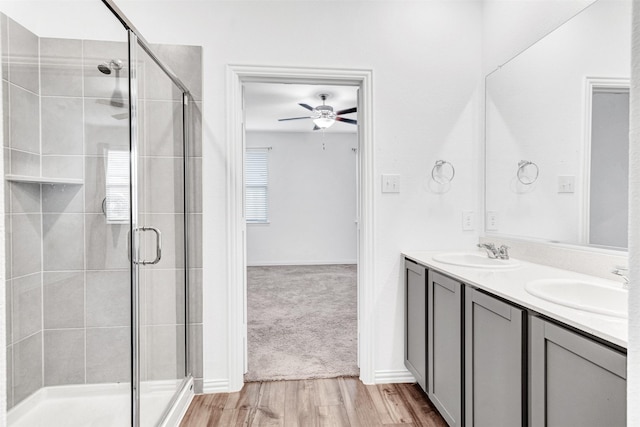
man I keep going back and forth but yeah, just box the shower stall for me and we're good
[1,1,203,425]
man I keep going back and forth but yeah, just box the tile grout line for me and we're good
[37,32,45,393]
[6,18,14,410]
[81,37,87,387]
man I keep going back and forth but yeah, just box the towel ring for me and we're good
[432,160,455,184]
[517,160,539,185]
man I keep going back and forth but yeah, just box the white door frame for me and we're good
[580,76,630,244]
[226,65,375,391]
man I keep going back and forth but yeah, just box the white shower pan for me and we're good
[8,379,193,427]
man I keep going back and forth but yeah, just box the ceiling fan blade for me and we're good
[299,103,314,111]
[313,125,321,131]
[336,106,357,115]
[336,117,357,125]
[278,116,312,121]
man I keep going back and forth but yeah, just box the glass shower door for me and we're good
[130,36,188,426]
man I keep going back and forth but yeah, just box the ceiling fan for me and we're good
[278,93,357,130]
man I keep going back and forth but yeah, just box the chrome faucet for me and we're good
[477,243,498,258]
[477,243,510,260]
[611,266,629,289]
[496,245,510,260]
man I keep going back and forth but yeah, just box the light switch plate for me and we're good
[381,174,400,193]
[462,211,475,231]
[558,175,575,193]
[486,211,499,231]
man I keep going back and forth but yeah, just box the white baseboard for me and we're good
[247,260,357,267]
[203,379,230,393]
[374,369,416,384]
[200,372,414,392]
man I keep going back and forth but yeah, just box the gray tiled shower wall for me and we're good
[1,15,203,409]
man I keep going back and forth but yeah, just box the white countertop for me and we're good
[402,250,628,349]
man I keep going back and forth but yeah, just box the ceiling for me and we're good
[243,82,358,133]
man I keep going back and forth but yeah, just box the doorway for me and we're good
[581,77,630,249]
[243,83,359,381]
[226,65,374,391]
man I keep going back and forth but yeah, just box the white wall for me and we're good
[485,0,630,244]
[246,131,357,266]
[482,0,595,73]
[111,0,483,386]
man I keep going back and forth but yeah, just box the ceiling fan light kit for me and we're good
[278,93,357,131]
[312,104,337,129]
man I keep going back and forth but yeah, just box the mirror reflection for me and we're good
[485,0,631,250]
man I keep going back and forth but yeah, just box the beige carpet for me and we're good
[245,264,359,382]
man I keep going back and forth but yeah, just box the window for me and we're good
[245,148,269,223]
[104,149,129,224]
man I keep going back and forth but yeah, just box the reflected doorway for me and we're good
[583,79,630,249]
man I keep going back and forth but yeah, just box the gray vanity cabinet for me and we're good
[428,270,463,427]
[404,259,428,392]
[530,316,626,427]
[464,288,524,427]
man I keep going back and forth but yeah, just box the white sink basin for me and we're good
[525,279,627,318]
[432,252,520,269]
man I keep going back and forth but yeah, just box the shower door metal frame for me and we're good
[101,0,194,425]
[102,0,191,94]
[127,30,142,427]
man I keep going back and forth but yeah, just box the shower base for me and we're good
[8,378,193,427]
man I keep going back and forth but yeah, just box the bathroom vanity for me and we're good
[403,251,627,427]
[409,1,630,424]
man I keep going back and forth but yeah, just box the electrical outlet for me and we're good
[558,176,575,193]
[381,174,400,193]
[486,211,499,231]
[462,211,475,231]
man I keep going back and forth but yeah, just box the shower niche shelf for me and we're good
[5,175,84,185]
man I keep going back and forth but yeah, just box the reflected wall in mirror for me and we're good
[485,0,631,250]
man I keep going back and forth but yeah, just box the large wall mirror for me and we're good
[485,0,631,250]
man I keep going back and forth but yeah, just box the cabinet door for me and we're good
[530,316,626,427]
[428,270,463,427]
[405,259,427,392]
[465,289,524,427]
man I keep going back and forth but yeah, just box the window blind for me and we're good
[245,148,269,223]
[105,150,130,224]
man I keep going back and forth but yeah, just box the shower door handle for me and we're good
[133,226,162,265]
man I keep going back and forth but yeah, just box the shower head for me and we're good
[97,63,111,74]
[96,58,126,111]
[97,59,123,75]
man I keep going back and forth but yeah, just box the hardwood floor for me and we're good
[180,377,448,426]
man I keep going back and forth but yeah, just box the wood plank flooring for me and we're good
[180,377,448,427]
